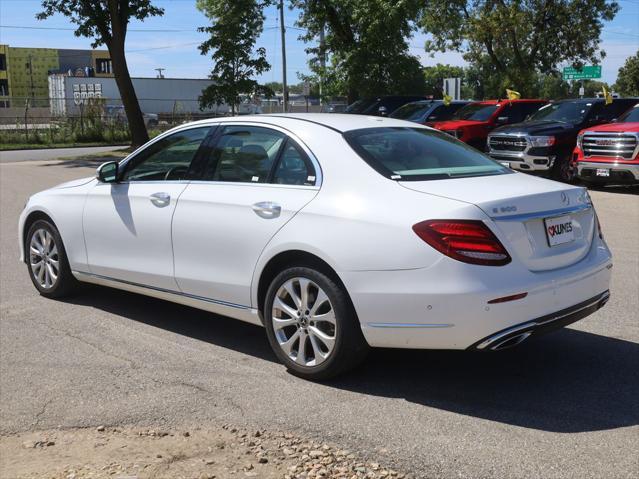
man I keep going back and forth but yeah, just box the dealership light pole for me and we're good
[279,0,288,112]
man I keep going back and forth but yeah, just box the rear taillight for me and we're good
[412,220,511,266]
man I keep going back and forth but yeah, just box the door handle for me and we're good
[150,192,170,207]
[252,201,281,219]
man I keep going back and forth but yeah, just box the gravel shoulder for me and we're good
[1,424,408,479]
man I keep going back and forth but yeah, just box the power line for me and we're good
[0,24,194,32]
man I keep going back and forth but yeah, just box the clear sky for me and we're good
[1,0,637,86]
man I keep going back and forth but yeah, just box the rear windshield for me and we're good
[529,101,593,123]
[618,105,639,122]
[344,127,511,181]
[390,102,430,121]
[452,103,498,121]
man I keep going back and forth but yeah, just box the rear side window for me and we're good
[344,127,511,181]
[273,141,316,186]
[202,126,285,182]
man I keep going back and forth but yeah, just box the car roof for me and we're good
[185,113,429,133]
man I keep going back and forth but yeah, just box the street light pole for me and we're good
[279,0,288,112]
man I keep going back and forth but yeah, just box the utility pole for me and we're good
[279,0,288,112]
[319,25,325,105]
[155,68,165,79]
[27,55,35,104]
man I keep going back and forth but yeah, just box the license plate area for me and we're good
[596,168,610,177]
[544,214,575,247]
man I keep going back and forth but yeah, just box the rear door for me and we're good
[172,124,320,307]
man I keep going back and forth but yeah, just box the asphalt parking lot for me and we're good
[1,156,637,478]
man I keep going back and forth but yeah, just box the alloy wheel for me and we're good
[271,277,337,367]
[29,228,59,289]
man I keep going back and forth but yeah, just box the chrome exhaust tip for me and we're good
[490,331,532,351]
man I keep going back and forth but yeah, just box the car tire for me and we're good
[264,267,369,380]
[26,219,79,298]
[551,153,576,183]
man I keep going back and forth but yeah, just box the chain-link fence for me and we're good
[0,96,323,146]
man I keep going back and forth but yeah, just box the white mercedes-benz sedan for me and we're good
[19,114,612,379]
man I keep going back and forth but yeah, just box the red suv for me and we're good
[575,103,639,185]
[432,99,548,150]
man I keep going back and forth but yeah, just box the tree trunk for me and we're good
[107,38,149,148]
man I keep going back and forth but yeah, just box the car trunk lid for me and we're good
[399,173,595,271]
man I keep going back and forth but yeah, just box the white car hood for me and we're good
[52,176,95,189]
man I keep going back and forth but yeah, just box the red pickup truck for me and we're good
[431,99,548,150]
[575,103,639,185]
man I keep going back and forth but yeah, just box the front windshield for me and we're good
[344,127,511,181]
[529,101,592,123]
[345,99,375,114]
[390,102,431,121]
[618,105,639,122]
[452,103,499,121]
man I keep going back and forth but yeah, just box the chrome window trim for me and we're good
[118,123,219,172]
[203,121,323,187]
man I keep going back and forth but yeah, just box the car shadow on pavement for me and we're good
[65,285,638,435]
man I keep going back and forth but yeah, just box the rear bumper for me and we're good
[344,234,612,350]
[468,290,610,350]
[577,161,639,183]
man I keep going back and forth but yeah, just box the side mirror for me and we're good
[96,161,119,183]
[496,116,509,124]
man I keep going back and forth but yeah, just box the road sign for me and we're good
[563,65,602,80]
[443,77,461,100]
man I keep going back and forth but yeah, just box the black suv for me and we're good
[344,96,427,117]
[487,98,638,182]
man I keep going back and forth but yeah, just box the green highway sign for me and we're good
[563,65,602,80]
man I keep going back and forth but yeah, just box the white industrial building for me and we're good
[48,75,262,117]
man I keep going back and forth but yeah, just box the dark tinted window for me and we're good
[345,99,376,113]
[501,102,547,123]
[529,101,593,123]
[618,104,639,122]
[453,103,499,121]
[202,126,285,183]
[273,141,316,186]
[344,127,511,181]
[426,103,466,122]
[122,127,211,181]
[390,102,431,121]
[597,101,638,121]
[0,54,6,71]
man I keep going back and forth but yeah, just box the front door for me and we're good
[83,126,213,290]
[172,124,320,306]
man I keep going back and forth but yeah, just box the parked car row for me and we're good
[343,95,639,185]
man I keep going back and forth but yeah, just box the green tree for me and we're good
[614,51,639,96]
[293,0,425,102]
[197,0,272,114]
[423,64,465,98]
[537,73,571,100]
[419,0,619,98]
[581,80,610,97]
[38,0,164,147]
